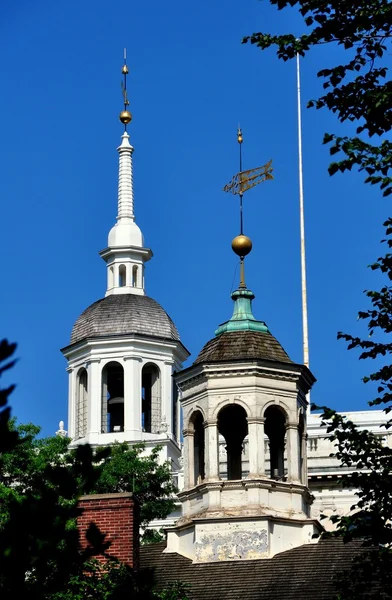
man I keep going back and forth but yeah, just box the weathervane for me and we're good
[224,128,273,288]
[119,48,132,130]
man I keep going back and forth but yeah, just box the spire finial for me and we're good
[119,48,132,130]
[223,127,274,290]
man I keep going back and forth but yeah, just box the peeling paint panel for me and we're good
[195,522,269,562]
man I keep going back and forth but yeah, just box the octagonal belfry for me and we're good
[165,281,321,562]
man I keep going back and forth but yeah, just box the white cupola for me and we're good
[166,278,320,562]
[62,56,189,479]
[166,193,321,560]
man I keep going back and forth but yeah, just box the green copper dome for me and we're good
[215,288,269,336]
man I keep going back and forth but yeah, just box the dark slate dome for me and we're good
[71,294,180,345]
[194,330,292,365]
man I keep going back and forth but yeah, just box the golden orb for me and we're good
[122,65,129,75]
[119,110,132,124]
[232,234,252,257]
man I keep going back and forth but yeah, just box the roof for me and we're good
[194,330,292,365]
[140,538,363,600]
[70,294,180,345]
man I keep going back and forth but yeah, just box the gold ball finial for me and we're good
[119,110,132,125]
[232,234,252,258]
[122,64,129,75]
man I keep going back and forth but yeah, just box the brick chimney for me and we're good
[78,492,139,568]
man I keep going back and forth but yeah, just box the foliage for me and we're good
[0,426,176,542]
[0,419,71,528]
[141,528,165,545]
[49,559,157,600]
[92,442,177,530]
[0,339,106,598]
[157,581,192,600]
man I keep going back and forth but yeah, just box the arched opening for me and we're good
[132,265,138,287]
[109,266,114,289]
[101,361,124,433]
[265,406,287,479]
[119,264,126,287]
[218,404,248,480]
[191,411,205,484]
[142,364,161,433]
[76,368,88,439]
[298,412,305,483]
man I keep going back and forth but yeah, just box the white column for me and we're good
[302,431,308,484]
[176,387,181,442]
[183,429,194,489]
[247,418,265,478]
[126,261,132,287]
[117,132,134,219]
[204,421,219,481]
[87,359,101,439]
[286,422,300,482]
[162,361,173,434]
[67,367,75,440]
[124,357,142,435]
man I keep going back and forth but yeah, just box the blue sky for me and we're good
[0,0,389,436]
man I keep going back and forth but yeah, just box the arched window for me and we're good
[76,368,88,439]
[132,265,138,287]
[265,406,287,479]
[101,361,124,433]
[119,265,126,287]
[142,364,161,433]
[218,404,248,480]
[190,411,205,484]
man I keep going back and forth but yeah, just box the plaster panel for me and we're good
[220,489,247,508]
[194,520,269,562]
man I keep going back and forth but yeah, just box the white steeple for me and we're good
[99,69,152,296]
[117,131,135,219]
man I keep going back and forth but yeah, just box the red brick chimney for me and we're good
[78,492,139,568]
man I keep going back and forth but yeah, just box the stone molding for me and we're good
[178,477,311,501]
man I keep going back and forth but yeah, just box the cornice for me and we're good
[177,364,304,393]
[178,477,311,501]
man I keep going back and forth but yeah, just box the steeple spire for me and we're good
[117,132,135,219]
[99,52,152,297]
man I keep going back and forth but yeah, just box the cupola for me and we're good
[165,129,321,562]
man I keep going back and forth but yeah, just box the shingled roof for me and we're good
[140,538,363,600]
[70,294,180,345]
[194,330,292,365]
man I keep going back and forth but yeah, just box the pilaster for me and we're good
[67,366,75,440]
[162,361,174,434]
[247,417,265,477]
[286,422,300,483]
[183,428,194,489]
[204,420,219,481]
[87,359,102,436]
[124,356,142,434]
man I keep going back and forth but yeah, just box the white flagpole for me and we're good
[296,53,310,378]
